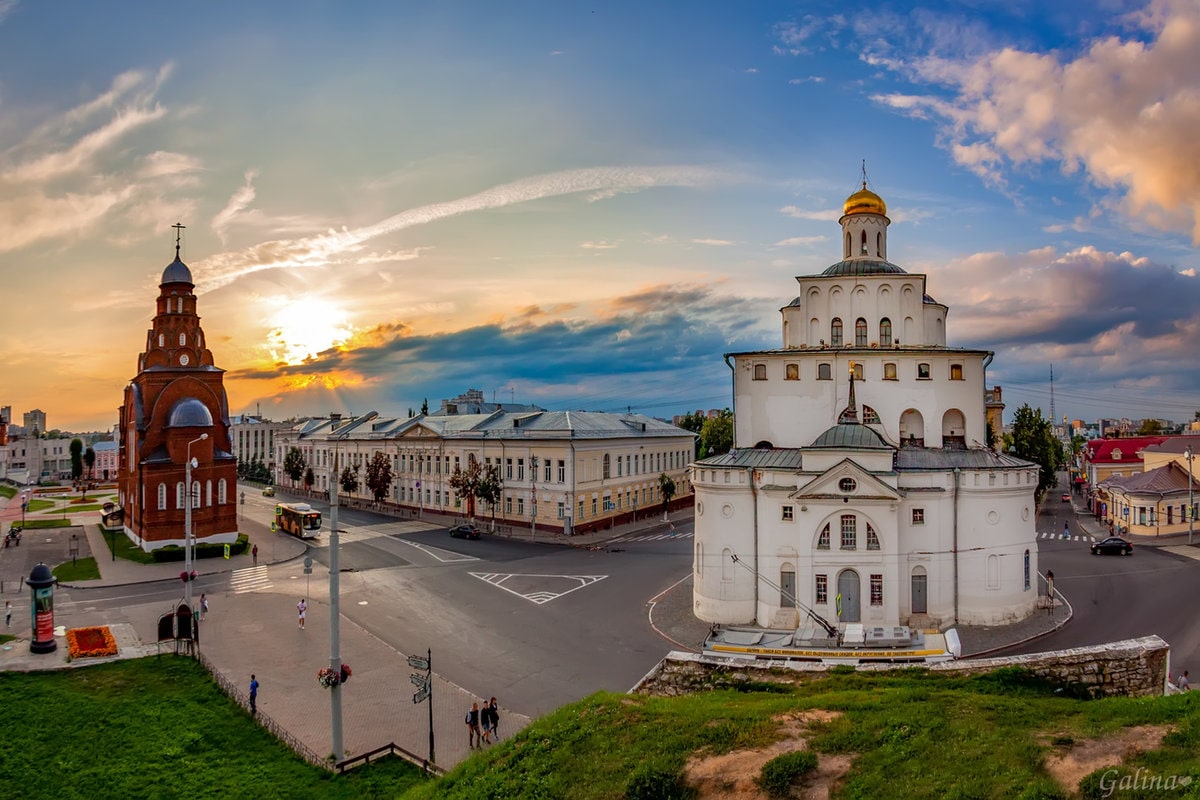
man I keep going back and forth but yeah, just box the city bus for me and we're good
[275,503,322,539]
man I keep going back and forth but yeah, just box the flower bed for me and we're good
[66,626,118,658]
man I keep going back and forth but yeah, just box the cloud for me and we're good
[780,204,840,222]
[191,165,725,293]
[691,238,734,246]
[581,240,619,250]
[775,236,826,246]
[0,0,16,24]
[788,76,825,84]
[866,0,1200,241]
[211,170,260,243]
[773,15,846,56]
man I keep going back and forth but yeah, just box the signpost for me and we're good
[408,649,435,764]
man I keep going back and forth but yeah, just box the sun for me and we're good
[267,298,355,365]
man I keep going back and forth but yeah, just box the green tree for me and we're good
[675,412,706,457]
[365,452,394,504]
[69,438,84,482]
[699,410,734,458]
[659,472,677,521]
[1008,404,1063,501]
[84,446,96,480]
[283,447,306,485]
[476,464,503,526]
[985,421,997,450]
[448,458,485,520]
[339,465,360,495]
[421,398,429,415]
[1137,418,1163,435]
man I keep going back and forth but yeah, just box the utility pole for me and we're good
[1187,446,1195,546]
[329,437,344,762]
[530,456,538,538]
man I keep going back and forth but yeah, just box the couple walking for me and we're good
[466,697,501,749]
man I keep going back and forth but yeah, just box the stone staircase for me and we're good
[769,607,798,629]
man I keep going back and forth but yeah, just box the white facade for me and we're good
[693,183,1039,629]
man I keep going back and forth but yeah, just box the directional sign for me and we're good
[223,544,231,560]
[410,673,429,689]
[407,655,429,670]
[412,689,429,704]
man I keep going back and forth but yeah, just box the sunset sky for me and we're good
[3,0,1199,433]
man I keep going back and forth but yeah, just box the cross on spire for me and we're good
[172,222,186,259]
[861,159,868,190]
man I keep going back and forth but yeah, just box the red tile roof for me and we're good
[1084,436,1169,464]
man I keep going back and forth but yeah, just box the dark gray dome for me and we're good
[821,259,906,277]
[167,397,213,428]
[810,423,891,449]
[161,256,193,285]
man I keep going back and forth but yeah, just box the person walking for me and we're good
[4,600,11,628]
[249,674,259,715]
[480,699,494,744]
[487,696,501,740]
[297,598,307,629]
[1063,521,1070,540]
[466,702,481,748]
[1180,670,1191,691]
[199,593,209,619]
[669,522,676,538]
[252,544,258,564]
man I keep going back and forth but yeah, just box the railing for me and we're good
[193,650,329,770]
[335,742,444,776]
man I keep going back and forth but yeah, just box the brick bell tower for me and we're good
[118,225,239,550]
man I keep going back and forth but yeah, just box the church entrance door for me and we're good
[836,569,860,622]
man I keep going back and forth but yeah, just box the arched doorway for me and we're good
[911,566,927,615]
[836,569,861,622]
[780,564,797,607]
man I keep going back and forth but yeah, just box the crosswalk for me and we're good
[1161,545,1200,561]
[1038,533,1098,543]
[607,531,694,544]
[228,565,272,594]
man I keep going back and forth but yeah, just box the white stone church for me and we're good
[692,182,1040,630]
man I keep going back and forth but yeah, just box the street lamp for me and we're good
[530,456,538,538]
[184,433,208,614]
[1187,446,1195,546]
[328,434,346,762]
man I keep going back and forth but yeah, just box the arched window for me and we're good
[721,548,733,582]
[602,453,611,479]
[879,318,892,346]
[157,334,164,347]
[157,483,167,510]
[816,525,830,550]
[695,541,703,576]
[855,318,868,347]
[860,230,868,255]
[218,478,227,505]
[876,231,883,258]
[866,524,880,550]
[176,482,185,509]
[845,231,852,258]
[205,479,213,507]
[987,554,999,589]
[831,318,843,347]
[1024,550,1031,590]
[753,363,767,380]
[179,333,186,346]
[192,481,201,509]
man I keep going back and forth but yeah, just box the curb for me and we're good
[963,590,1075,659]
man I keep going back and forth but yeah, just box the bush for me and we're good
[757,750,818,798]
[625,762,692,800]
[151,534,250,562]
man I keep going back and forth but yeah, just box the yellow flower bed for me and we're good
[66,626,118,658]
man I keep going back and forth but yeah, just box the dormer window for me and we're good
[1112,449,1122,460]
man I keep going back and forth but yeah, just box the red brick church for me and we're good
[117,229,239,550]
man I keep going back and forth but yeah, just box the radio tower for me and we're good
[1049,364,1056,431]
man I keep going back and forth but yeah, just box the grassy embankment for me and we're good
[2,659,1198,799]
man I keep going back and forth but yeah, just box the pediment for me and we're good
[791,457,899,501]
[398,424,440,440]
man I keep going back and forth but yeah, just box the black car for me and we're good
[1091,536,1133,556]
[448,524,481,540]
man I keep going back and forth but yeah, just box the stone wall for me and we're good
[635,635,1170,699]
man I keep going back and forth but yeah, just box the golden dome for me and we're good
[842,182,887,217]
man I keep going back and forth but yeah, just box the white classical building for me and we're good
[692,182,1040,630]
[273,406,694,535]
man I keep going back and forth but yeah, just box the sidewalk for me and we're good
[0,488,681,770]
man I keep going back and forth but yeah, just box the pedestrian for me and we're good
[1181,670,1191,691]
[669,522,676,538]
[488,696,501,740]
[249,674,259,715]
[480,698,494,744]
[466,702,481,748]
[1063,521,1070,539]
[297,598,307,629]
[199,593,209,619]
[252,544,258,564]
[4,600,11,628]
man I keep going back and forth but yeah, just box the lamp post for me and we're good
[328,435,345,762]
[184,433,208,614]
[1187,446,1194,546]
[530,456,538,538]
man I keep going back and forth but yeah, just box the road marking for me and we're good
[609,531,694,543]
[1161,545,1200,561]
[399,539,479,563]
[469,572,607,605]
[1038,533,1096,542]
[229,565,272,594]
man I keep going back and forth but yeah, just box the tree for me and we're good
[659,472,677,521]
[699,410,734,459]
[283,447,306,486]
[476,464,503,527]
[70,438,84,482]
[1008,404,1063,501]
[1137,418,1163,435]
[365,452,394,503]
[985,421,997,451]
[421,398,429,415]
[303,466,315,491]
[675,412,707,457]
[84,446,96,480]
[339,465,360,495]
[448,458,485,520]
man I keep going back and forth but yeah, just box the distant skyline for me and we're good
[3,1,1199,432]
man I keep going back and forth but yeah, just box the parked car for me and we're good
[1061,493,1071,502]
[262,486,275,497]
[1091,536,1133,556]
[448,524,481,540]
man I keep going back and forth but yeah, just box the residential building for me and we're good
[691,180,1040,630]
[1094,437,1200,536]
[229,415,292,474]
[91,440,119,481]
[117,237,239,551]
[273,407,695,535]
[23,409,46,437]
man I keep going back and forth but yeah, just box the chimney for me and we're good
[330,413,342,429]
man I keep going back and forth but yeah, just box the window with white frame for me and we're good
[506,458,513,479]
[840,515,856,549]
[603,454,610,479]
[557,502,564,519]
[815,574,828,604]
[817,524,830,550]
[558,459,566,482]
[883,362,897,380]
[158,483,167,510]
[870,574,883,605]
[866,525,880,550]
[518,458,525,481]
